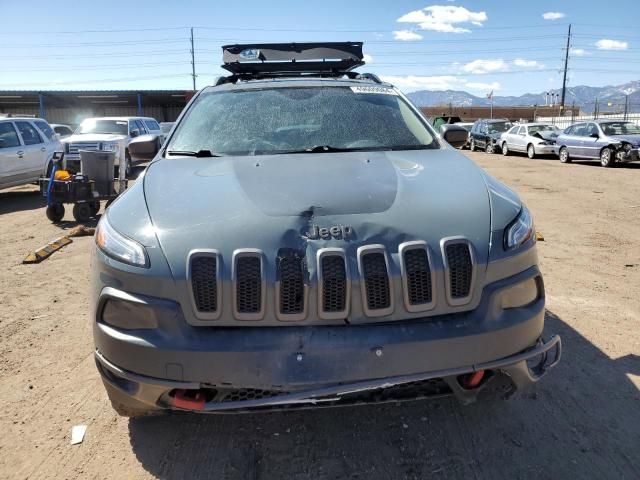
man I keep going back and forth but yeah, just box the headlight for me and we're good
[504,205,534,250]
[99,142,120,153]
[95,214,149,267]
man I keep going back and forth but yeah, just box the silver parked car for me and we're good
[91,42,560,416]
[500,123,560,159]
[555,120,640,167]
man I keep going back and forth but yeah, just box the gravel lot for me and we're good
[1,151,639,479]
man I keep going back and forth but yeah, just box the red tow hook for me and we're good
[172,389,206,410]
[459,370,486,389]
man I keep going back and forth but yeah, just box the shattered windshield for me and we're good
[167,86,437,156]
[487,122,511,134]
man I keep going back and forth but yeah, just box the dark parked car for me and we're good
[555,120,640,167]
[92,42,560,416]
[470,119,512,154]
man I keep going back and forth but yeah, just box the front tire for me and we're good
[559,147,571,163]
[72,203,92,223]
[46,203,65,223]
[485,143,494,154]
[527,144,536,159]
[502,143,509,156]
[600,147,614,167]
[470,139,476,151]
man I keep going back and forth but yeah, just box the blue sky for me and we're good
[0,0,638,96]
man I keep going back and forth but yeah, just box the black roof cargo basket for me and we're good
[221,42,365,77]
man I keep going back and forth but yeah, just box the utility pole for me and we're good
[190,27,197,91]
[623,94,629,121]
[560,24,572,109]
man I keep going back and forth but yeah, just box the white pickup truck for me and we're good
[61,116,163,177]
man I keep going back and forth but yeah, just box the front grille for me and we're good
[321,255,347,313]
[221,388,285,403]
[361,252,391,311]
[446,243,473,299]
[191,256,218,313]
[235,256,262,314]
[68,142,99,154]
[277,251,305,315]
[404,248,432,305]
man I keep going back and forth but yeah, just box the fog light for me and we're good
[501,277,541,309]
[101,298,158,329]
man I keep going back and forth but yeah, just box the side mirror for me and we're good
[128,134,160,161]
[130,130,140,138]
[52,151,64,164]
[590,132,599,138]
[441,124,469,149]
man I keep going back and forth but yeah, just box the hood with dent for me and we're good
[141,149,502,276]
[62,133,127,143]
[609,134,640,146]
[531,131,559,142]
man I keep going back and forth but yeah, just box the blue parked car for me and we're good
[555,119,640,167]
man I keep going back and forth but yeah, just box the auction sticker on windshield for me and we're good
[350,86,396,95]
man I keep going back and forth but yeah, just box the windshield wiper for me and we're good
[166,149,222,157]
[276,145,388,154]
[387,144,434,151]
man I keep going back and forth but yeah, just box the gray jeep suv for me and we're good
[92,43,560,416]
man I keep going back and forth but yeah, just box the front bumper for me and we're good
[93,267,561,411]
[534,144,556,155]
[618,147,640,162]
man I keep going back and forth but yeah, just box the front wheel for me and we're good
[46,203,65,223]
[485,143,494,154]
[600,147,615,167]
[559,147,571,164]
[527,144,536,159]
[502,143,509,156]
[72,203,92,223]
[469,139,476,151]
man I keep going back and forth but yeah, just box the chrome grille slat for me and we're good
[358,245,394,317]
[191,257,218,312]
[276,250,306,319]
[405,249,432,305]
[187,250,221,321]
[233,250,265,320]
[322,256,346,312]
[68,142,100,154]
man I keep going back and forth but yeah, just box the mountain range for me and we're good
[406,80,640,113]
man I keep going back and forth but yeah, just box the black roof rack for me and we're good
[221,42,365,77]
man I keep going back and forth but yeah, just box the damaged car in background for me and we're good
[500,123,560,159]
[91,42,561,416]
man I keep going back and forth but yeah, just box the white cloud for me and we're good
[595,39,628,50]
[570,48,587,56]
[461,59,508,74]
[465,81,501,91]
[397,5,487,34]
[363,54,374,63]
[513,58,544,68]
[393,30,423,41]
[542,12,565,20]
[380,75,500,93]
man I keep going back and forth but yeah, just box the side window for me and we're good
[144,119,160,131]
[516,126,525,135]
[507,126,518,134]
[587,123,599,136]
[564,126,574,135]
[129,121,140,136]
[15,121,43,145]
[34,120,56,141]
[0,122,21,149]
[135,120,147,134]
[574,124,587,136]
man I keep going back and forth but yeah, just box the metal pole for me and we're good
[136,92,143,116]
[560,24,571,108]
[623,95,629,121]
[190,27,197,91]
[38,93,45,119]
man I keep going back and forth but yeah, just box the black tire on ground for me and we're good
[559,147,571,163]
[527,144,536,159]
[485,142,494,154]
[89,200,101,216]
[469,139,476,151]
[72,203,92,223]
[600,147,615,167]
[502,143,509,156]
[46,203,65,223]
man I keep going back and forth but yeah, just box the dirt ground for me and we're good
[0,152,639,480]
